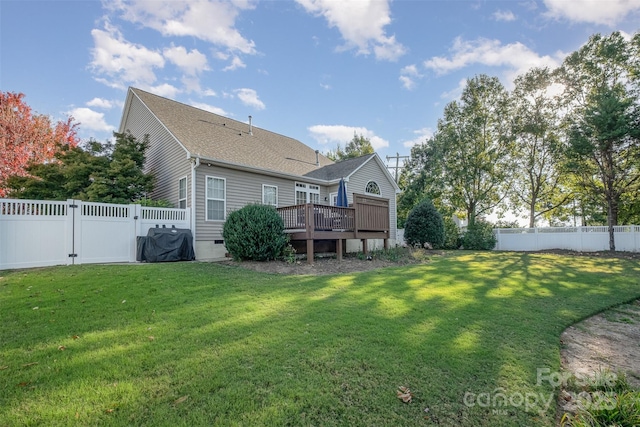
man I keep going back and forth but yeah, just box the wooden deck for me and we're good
[277,193,390,263]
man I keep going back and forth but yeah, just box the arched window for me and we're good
[365,180,381,196]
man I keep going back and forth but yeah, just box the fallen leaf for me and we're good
[72,335,80,340]
[18,381,30,387]
[0,365,8,370]
[122,300,126,304]
[58,346,66,351]
[106,408,114,414]
[148,336,155,341]
[174,395,188,405]
[397,386,413,403]
[397,392,412,403]
[32,306,39,310]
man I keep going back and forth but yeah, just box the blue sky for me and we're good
[2,0,639,168]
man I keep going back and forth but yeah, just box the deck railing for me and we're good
[277,204,356,231]
[276,193,389,234]
[353,193,389,232]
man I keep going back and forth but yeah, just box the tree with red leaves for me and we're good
[0,92,79,197]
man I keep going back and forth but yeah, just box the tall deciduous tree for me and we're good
[434,74,514,226]
[510,67,570,227]
[6,132,155,204]
[0,92,79,196]
[326,133,374,161]
[559,32,640,250]
[397,139,447,227]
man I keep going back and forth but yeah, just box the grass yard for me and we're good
[1,252,639,426]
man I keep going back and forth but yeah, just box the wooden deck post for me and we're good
[307,239,314,264]
[306,203,315,264]
[361,239,368,255]
[336,238,343,261]
[384,238,389,250]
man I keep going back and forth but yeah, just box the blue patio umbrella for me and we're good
[336,178,348,207]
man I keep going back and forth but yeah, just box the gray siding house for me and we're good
[119,87,400,259]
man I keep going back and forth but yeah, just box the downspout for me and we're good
[191,156,200,252]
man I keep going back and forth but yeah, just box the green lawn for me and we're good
[1,252,639,426]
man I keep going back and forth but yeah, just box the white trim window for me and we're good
[206,176,226,221]
[178,176,187,209]
[295,182,320,204]
[329,192,337,206]
[262,184,278,207]
[365,180,381,196]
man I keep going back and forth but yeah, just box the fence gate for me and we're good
[0,199,190,270]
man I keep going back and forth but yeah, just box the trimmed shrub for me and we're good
[404,199,445,249]
[222,204,287,261]
[462,220,497,250]
[443,216,462,249]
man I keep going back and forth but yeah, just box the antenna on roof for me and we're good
[248,115,253,136]
[315,150,320,167]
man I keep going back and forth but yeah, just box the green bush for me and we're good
[404,199,445,249]
[443,216,462,249]
[134,198,174,208]
[560,371,640,427]
[462,220,497,250]
[222,204,288,261]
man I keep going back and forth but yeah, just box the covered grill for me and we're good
[137,226,195,262]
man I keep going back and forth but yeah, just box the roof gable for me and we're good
[124,88,334,177]
[303,154,375,181]
[305,153,400,193]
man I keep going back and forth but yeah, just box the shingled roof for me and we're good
[126,88,335,177]
[303,154,376,181]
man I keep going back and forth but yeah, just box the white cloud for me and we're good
[493,10,516,21]
[402,127,433,148]
[163,45,209,75]
[203,89,218,97]
[222,56,246,71]
[190,101,229,116]
[543,0,640,26]
[399,64,422,90]
[90,22,165,89]
[307,124,389,150]
[424,36,563,83]
[234,88,265,110]
[68,107,114,132]
[86,98,114,109]
[105,0,257,54]
[399,76,416,90]
[295,0,406,61]
[144,83,180,98]
[181,76,202,93]
[401,64,420,76]
[320,83,331,90]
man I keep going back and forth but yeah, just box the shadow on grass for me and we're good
[1,252,639,426]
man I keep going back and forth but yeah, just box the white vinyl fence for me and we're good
[494,225,640,252]
[0,199,190,270]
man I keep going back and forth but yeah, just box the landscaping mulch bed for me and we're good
[218,248,437,275]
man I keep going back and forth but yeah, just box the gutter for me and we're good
[190,155,200,250]
[194,155,339,185]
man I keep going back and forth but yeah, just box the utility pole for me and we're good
[386,152,409,183]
